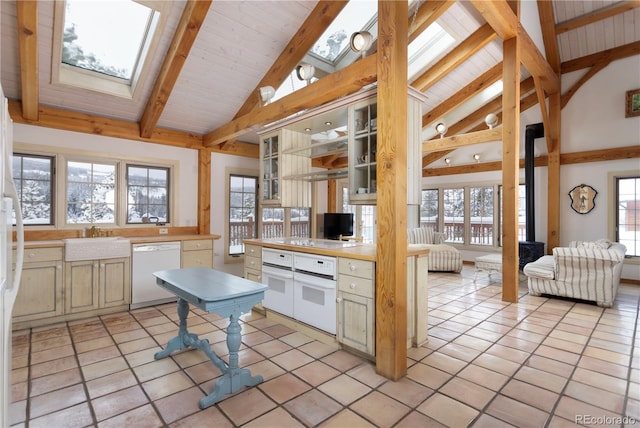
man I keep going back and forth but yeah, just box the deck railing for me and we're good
[229,219,310,247]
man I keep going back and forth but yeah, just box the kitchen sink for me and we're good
[64,237,132,262]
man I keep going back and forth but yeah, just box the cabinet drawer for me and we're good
[17,247,63,263]
[245,255,261,271]
[245,244,261,259]
[182,239,213,251]
[338,274,374,299]
[338,258,374,279]
[182,250,213,268]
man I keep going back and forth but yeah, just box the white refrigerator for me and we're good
[0,86,24,427]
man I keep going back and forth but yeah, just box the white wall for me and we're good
[13,124,199,227]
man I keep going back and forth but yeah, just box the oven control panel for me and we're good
[293,253,336,279]
[262,249,293,268]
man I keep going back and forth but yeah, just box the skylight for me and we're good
[408,22,455,80]
[62,0,152,81]
[52,0,169,99]
[310,1,377,63]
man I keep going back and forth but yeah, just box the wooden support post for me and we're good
[198,149,211,234]
[501,36,521,302]
[546,92,561,251]
[375,0,408,380]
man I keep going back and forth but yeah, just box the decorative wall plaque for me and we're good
[569,184,597,214]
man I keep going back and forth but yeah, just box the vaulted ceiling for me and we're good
[1,0,639,170]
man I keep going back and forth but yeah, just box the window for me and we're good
[66,161,116,224]
[470,186,494,246]
[443,188,464,243]
[11,154,54,225]
[616,176,639,256]
[341,185,376,243]
[262,207,285,239]
[228,174,258,255]
[291,208,311,238]
[420,189,438,229]
[52,0,169,98]
[126,165,169,224]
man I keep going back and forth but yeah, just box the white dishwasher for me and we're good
[131,242,181,309]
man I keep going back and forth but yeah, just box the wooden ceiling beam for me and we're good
[470,0,559,95]
[203,54,377,147]
[555,1,640,34]
[16,0,39,121]
[411,24,497,92]
[140,1,212,138]
[408,0,454,43]
[561,41,640,73]
[560,60,611,109]
[537,0,561,72]
[422,62,502,128]
[230,1,348,123]
[7,99,257,158]
[422,128,502,152]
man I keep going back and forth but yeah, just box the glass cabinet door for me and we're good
[349,100,377,203]
[262,133,279,203]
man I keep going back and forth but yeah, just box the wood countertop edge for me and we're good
[244,239,429,261]
[18,234,221,249]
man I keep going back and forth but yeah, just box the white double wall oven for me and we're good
[261,249,337,334]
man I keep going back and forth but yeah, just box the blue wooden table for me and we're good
[153,267,268,409]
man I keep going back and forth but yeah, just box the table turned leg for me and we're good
[154,298,228,375]
[198,313,263,409]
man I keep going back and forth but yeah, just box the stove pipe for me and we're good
[524,123,544,241]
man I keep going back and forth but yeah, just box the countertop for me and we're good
[244,238,429,261]
[18,234,221,249]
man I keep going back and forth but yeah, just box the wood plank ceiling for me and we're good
[1,0,638,168]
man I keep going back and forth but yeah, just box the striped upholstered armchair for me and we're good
[523,240,626,307]
[407,227,463,273]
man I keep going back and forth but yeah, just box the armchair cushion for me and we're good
[407,227,463,272]
[522,255,555,280]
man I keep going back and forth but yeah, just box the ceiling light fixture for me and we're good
[324,121,332,126]
[435,121,448,138]
[473,153,480,163]
[295,63,315,82]
[350,31,373,54]
[258,86,275,104]
[485,113,499,129]
[304,127,311,132]
[444,158,451,166]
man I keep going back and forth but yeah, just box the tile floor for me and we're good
[9,266,640,427]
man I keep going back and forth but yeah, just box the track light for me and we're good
[473,153,480,163]
[295,64,315,82]
[259,86,275,104]
[485,113,499,129]
[444,158,451,166]
[350,31,373,54]
[435,121,448,138]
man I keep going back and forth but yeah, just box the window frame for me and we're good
[11,153,56,226]
[224,168,259,264]
[609,170,639,260]
[125,164,171,225]
[338,180,376,243]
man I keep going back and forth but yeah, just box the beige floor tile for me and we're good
[259,373,311,403]
[29,367,83,397]
[154,386,204,424]
[28,383,87,419]
[350,391,411,427]
[347,362,388,388]
[271,348,315,371]
[28,402,93,428]
[525,354,574,378]
[501,379,559,412]
[417,392,478,427]
[485,394,550,428]
[514,365,568,393]
[378,377,433,408]
[571,367,628,395]
[86,369,138,399]
[283,389,342,427]
[99,403,164,428]
[251,339,293,358]
[394,410,447,428]
[293,360,340,386]
[554,396,622,424]
[244,359,287,382]
[279,331,315,348]
[77,345,122,366]
[318,373,371,405]
[577,354,629,379]
[457,363,509,391]
[298,340,340,359]
[29,355,78,379]
[321,350,366,372]
[564,380,625,413]
[81,356,129,381]
[217,387,277,425]
[142,371,196,401]
[91,385,149,422]
[472,413,516,428]
[472,353,520,376]
[439,377,496,410]
[73,336,115,354]
[407,362,452,389]
[244,407,305,428]
[319,408,376,428]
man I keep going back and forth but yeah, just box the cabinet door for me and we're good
[337,291,374,356]
[100,257,130,308]
[349,99,377,204]
[261,133,280,204]
[13,261,63,322]
[65,260,100,313]
[182,250,213,268]
[244,268,261,283]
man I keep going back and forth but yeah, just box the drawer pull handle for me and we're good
[336,297,342,303]
[350,283,356,289]
[28,252,35,258]
[349,265,356,272]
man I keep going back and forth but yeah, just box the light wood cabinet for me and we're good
[13,247,64,323]
[182,239,213,268]
[260,129,312,207]
[65,257,130,314]
[243,244,262,283]
[337,257,375,356]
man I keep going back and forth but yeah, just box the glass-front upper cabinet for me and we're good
[349,98,377,204]
[262,132,279,204]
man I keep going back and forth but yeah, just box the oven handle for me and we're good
[294,273,336,290]
[262,265,294,279]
